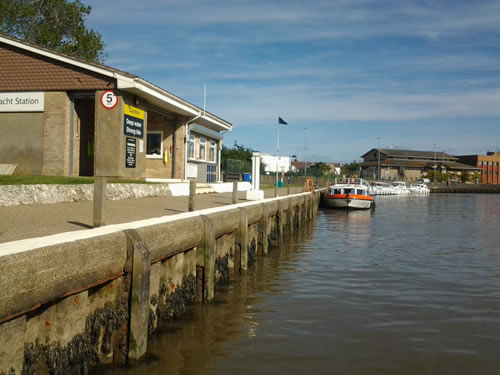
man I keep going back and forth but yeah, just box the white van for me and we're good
[417,178,430,183]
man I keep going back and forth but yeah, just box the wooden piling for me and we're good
[197,216,215,302]
[93,176,107,227]
[236,208,249,271]
[125,229,151,362]
[189,179,197,212]
[258,204,270,254]
[232,181,238,204]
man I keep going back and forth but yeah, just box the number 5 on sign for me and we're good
[100,90,118,109]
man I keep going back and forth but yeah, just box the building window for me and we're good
[146,132,163,158]
[199,138,206,161]
[209,141,217,163]
[478,161,482,166]
[188,135,195,159]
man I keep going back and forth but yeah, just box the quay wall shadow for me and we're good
[0,190,322,374]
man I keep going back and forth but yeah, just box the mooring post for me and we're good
[93,176,107,227]
[277,200,285,244]
[297,196,303,228]
[258,204,270,254]
[124,229,151,362]
[232,181,238,204]
[236,208,249,271]
[189,179,197,212]
[288,202,295,235]
[197,216,215,302]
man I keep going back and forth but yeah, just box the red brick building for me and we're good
[457,152,500,184]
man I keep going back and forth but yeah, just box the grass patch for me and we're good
[0,175,153,185]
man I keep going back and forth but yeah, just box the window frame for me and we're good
[199,137,207,161]
[209,141,217,163]
[146,131,164,159]
[188,134,195,160]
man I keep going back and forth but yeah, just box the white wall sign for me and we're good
[0,92,44,112]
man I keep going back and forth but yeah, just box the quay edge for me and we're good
[0,190,322,374]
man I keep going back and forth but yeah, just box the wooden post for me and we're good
[236,208,248,271]
[232,181,238,204]
[288,203,295,235]
[196,216,215,302]
[258,204,269,254]
[277,200,284,244]
[93,176,107,227]
[189,179,197,212]
[124,230,151,362]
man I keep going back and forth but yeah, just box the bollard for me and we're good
[189,179,197,212]
[232,181,238,204]
[196,216,215,302]
[93,176,107,227]
[236,208,249,271]
[125,230,151,362]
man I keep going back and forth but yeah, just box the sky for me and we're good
[84,0,500,163]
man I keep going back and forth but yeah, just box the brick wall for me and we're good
[42,92,70,175]
[145,111,175,178]
[174,117,186,179]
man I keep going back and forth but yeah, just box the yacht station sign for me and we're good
[0,92,44,112]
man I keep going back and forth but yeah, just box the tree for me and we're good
[341,161,361,177]
[221,141,266,174]
[0,0,105,63]
[307,162,331,178]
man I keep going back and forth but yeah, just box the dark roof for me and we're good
[361,148,457,160]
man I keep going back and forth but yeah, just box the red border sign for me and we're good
[100,90,118,109]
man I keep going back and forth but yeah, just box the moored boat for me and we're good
[408,183,430,194]
[391,181,411,195]
[323,178,375,209]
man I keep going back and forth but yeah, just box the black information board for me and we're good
[126,137,136,168]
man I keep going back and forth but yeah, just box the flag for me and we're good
[278,117,288,125]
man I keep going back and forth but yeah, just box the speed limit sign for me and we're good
[100,90,118,109]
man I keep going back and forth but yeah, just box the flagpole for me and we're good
[275,120,280,197]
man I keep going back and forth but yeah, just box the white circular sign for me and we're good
[100,90,118,109]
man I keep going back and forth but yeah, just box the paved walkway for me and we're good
[0,187,303,244]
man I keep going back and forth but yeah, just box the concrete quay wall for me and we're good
[0,191,321,374]
[428,183,500,193]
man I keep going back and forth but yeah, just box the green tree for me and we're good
[221,141,265,174]
[341,161,361,177]
[0,0,105,63]
[460,171,470,183]
[307,162,331,178]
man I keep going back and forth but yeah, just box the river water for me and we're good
[100,193,500,375]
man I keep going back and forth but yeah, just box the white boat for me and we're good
[370,181,394,195]
[391,181,411,195]
[323,178,375,209]
[408,183,430,194]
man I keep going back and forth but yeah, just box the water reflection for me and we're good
[100,195,500,375]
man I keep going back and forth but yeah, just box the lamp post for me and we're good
[304,127,308,176]
[433,143,436,183]
[377,137,380,180]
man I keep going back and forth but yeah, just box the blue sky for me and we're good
[85,0,500,163]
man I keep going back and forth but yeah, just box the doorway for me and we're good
[74,98,95,176]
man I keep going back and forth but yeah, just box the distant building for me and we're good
[456,152,500,184]
[360,148,480,181]
[261,154,292,174]
[291,160,340,175]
